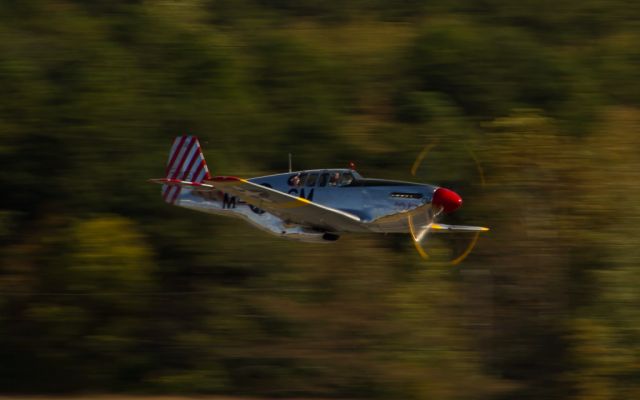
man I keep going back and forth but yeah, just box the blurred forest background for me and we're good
[1,1,640,399]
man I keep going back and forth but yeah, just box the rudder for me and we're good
[162,136,212,204]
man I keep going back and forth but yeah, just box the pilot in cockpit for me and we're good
[290,174,301,186]
[329,171,340,186]
[340,173,353,186]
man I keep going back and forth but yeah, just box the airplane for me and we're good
[150,136,489,261]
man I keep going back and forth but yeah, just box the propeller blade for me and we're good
[409,217,484,265]
[408,214,430,260]
[407,205,441,260]
[415,224,430,243]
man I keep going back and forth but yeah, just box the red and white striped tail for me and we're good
[162,136,212,204]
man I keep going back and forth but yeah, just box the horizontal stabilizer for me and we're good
[148,178,216,191]
[429,223,489,232]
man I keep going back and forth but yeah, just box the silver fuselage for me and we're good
[175,169,437,242]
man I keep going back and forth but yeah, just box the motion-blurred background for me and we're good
[1,1,639,399]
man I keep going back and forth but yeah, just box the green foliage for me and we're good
[1,1,640,399]
[404,22,593,122]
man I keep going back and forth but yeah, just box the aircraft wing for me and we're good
[429,223,489,232]
[209,176,364,232]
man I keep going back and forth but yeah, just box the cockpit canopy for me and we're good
[287,169,361,188]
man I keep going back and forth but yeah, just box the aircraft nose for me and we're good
[432,187,463,213]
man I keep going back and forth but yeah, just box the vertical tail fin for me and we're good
[162,136,212,204]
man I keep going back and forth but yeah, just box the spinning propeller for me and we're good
[408,141,488,265]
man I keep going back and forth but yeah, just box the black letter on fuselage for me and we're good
[222,193,237,209]
[300,188,314,201]
[249,182,272,215]
[288,188,314,201]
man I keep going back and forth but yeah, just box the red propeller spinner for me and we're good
[432,187,463,213]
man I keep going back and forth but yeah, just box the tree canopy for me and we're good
[1,1,639,399]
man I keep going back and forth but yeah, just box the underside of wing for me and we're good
[209,176,365,232]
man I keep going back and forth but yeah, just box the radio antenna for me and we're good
[288,153,292,173]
